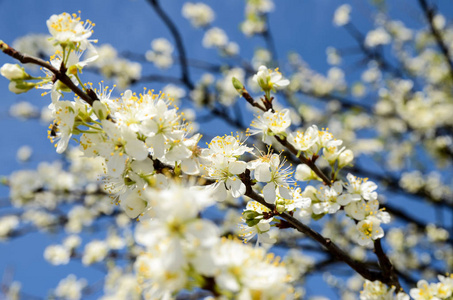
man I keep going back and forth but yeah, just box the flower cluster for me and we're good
[253,65,290,98]
[243,66,389,246]
[182,2,215,28]
[241,0,274,36]
[201,134,252,200]
[134,184,294,299]
[0,18,304,297]
[409,275,453,300]
[360,275,453,300]
[360,280,409,300]
[46,12,96,50]
[145,38,174,69]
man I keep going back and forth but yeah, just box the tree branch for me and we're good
[0,41,96,106]
[417,0,453,81]
[147,0,194,89]
[373,239,402,291]
[240,171,390,285]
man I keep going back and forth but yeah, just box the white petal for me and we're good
[131,158,155,174]
[125,139,148,161]
[217,273,240,292]
[186,220,219,248]
[166,144,191,161]
[120,191,147,218]
[56,134,71,154]
[312,203,327,215]
[181,158,199,175]
[211,182,227,202]
[106,153,127,177]
[146,134,167,158]
[337,194,351,206]
[227,178,246,198]
[279,186,292,199]
[295,164,312,181]
[327,203,341,214]
[229,161,247,175]
[255,163,272,182]
[263,183,276,203]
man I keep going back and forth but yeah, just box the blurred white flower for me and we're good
[333,4,351,26]
[9,101,38,119]
[16,145,32,162]
[182,2,215,28]
[0,215,20,239]
[202,27,228,48]
[44,245,71,265]
[82,240,109,265]
[365,28,391,48]
[54,274,87,300]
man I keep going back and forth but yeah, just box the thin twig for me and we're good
[147,0,194,89]
[0,41,96,106]
[417,0,453,81]
[262,14,279,64]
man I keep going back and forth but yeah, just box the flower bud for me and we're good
[1,63,29,80]
[276,204,285,213]
[8,81,35,94]
[232,77,244,95]
[93,100,109,120]
[243,210,262,227]
[275,198,286,213]
[338,149,354,168]
[295,164,318,181]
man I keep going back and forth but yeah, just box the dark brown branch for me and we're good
[140,74,186,85]
[261,14,278,64]
[344,23,406,79]
[0,41,96,106]
[241,89,333,186]
[147,0,194,89]
[274,135,332,186]
[296,90,374,113]
[373,239,402,291]
[241,88,267,111]
[417,0,453,81]
[240,173,386,284]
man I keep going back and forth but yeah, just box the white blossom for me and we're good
[249,109,291,144]
[47,12,95,49]
[202,27,228,48]
[82,240,109,265]
[365,28,391,48]
[333,4,351,26]
[54,275,87,300]
[44,245,71,265]
[182,2,215,28]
